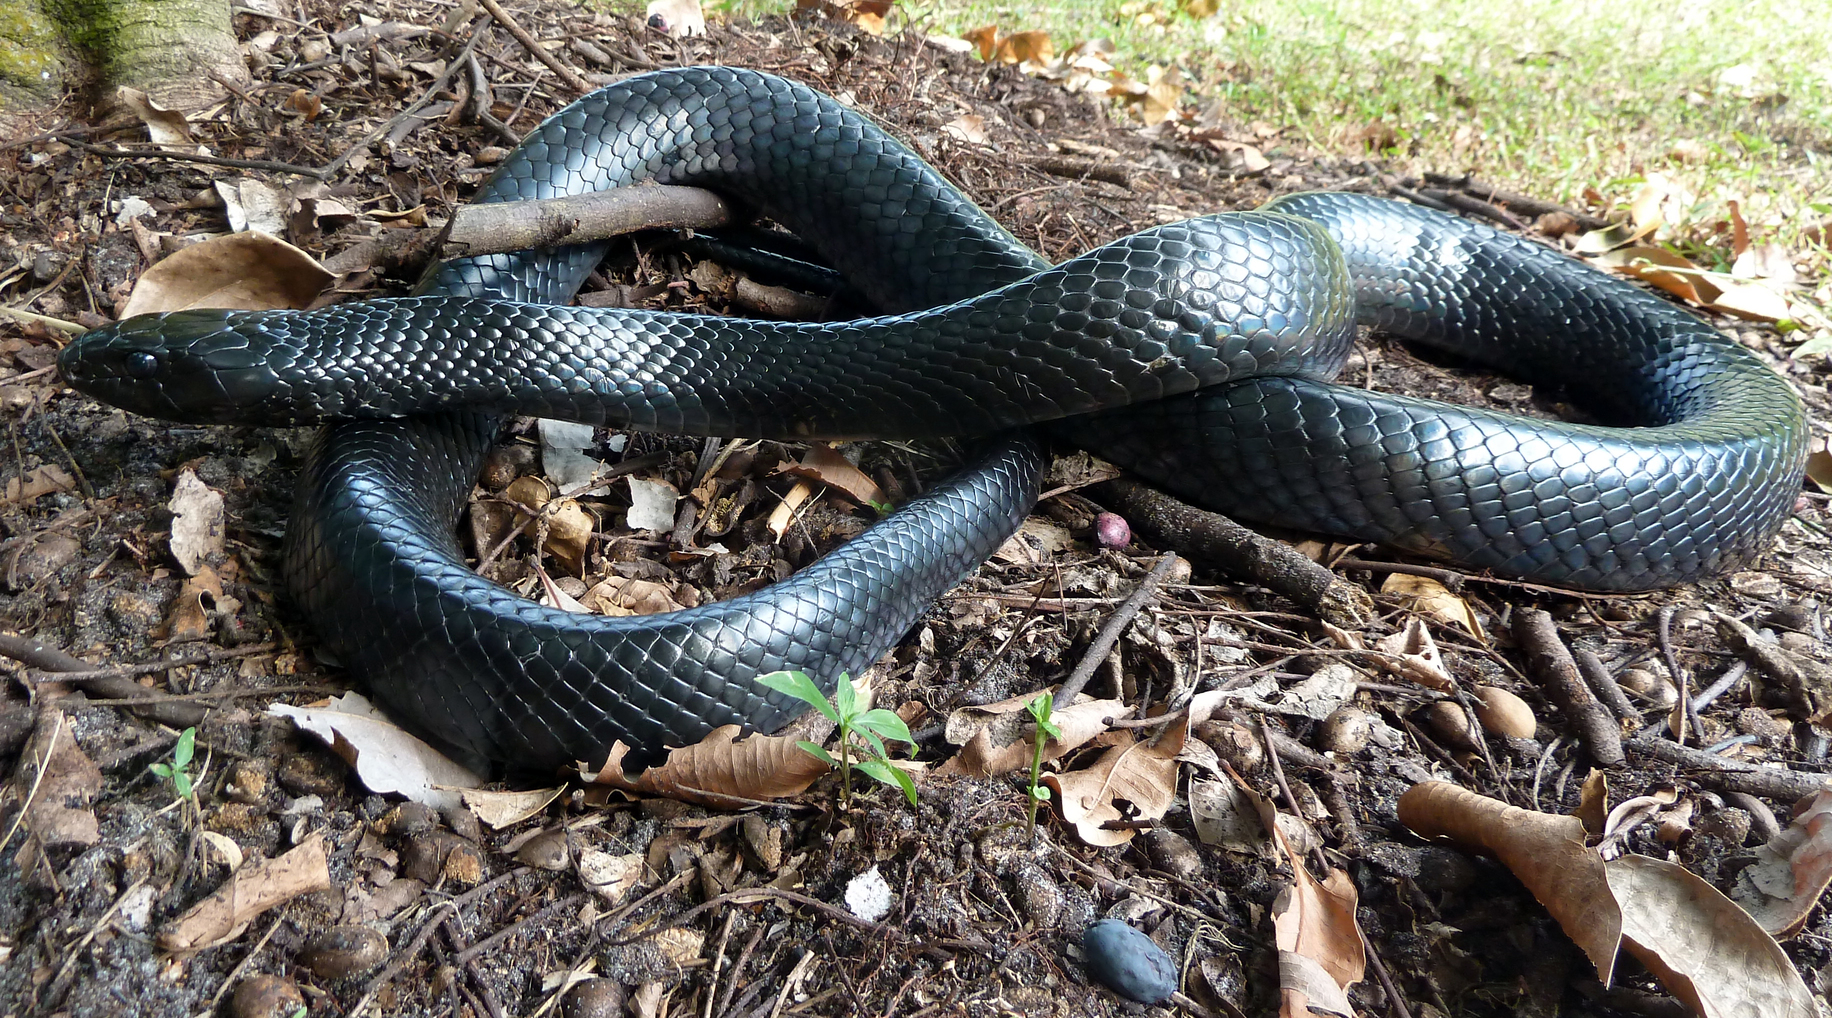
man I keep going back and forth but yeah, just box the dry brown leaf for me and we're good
[1043,730,1175,846]
[115,86,192,145]
[941,114,989,145]
[992,517,1072,565]
[1373,618,1456,690]
[164,564,225,642]
[582,576,689,617]
[994,30,1054,65]
[1381,573,1484,638]
[1592,245,1717,306]
[1609,854,1816,1018]
[168,467,225,576]
[1,464,75,508]
[583,725,830,808]
[462,786,566,829]
[935,691,1128,778]
[774,444,884,507]
[1398,781,1621,982]
[767,479,815,540]
[1204,138,1270,173]
[1265,793,1363,1018]
[1576,768,1610,836]
[10,711,101,851]
[577,849,646,902]
[1733,788,1832,937]
[159,837,330,953]
[625,476,679,532]
[1804,441,1832,494]
[1707,278,1795,323]
[268,692,484,811]
[963,24,999,61]
[118,231,333,318]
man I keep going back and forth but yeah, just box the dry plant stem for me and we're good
[1092,478,1371,627]
[350,867,529,1016]
[452,891,587,964]
[1360,930,1416,1018]
[1656,606,1704,744]
[1422,172,1610,230]
[1029,155,1132,187]
[445,183,734,275]
[1511,609,1625,767]
[1573,647,1640,721]
[1419,187,1532,232]
[320,27,484,179]
[0,632,207,727]
[476,0,591,95]
[56,137,328,178]
[1626,737,1830,801]
[1052,552,1180,707]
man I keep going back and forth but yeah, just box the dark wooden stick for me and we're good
[1573,648,1639,722]
[0,633,207,727]
[1092,479,1371,627]
[1511,610,1624,767]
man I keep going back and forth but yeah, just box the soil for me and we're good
[2,4,1831,1018]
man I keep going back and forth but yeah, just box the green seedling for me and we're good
[1024,692,1063,837]
[150,727,198,802]
[758,670,918,807]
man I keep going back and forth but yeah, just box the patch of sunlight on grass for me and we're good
[696,0,1830,250]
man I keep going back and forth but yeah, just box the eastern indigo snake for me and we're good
[60,67,1807,773]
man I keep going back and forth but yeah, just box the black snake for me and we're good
[59,67,1807,774]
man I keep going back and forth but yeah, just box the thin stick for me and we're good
[476,0,592,96]
[1053,553,1179,707]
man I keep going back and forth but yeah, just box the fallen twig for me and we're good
[1053,552,1181,706]
[1511,610,1624,767]
[1092,478,1372,628]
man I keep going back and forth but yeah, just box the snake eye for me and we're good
[124,352,159,378]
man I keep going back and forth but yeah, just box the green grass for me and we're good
[708,0,1831,258]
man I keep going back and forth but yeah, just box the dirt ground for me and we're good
[2,3,1832,1017]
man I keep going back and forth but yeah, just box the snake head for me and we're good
[59,310,291,425]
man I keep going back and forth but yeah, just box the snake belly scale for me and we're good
[59,67,1807,773]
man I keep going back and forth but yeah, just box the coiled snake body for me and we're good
[61,67,1807,773]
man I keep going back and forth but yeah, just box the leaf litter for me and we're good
[0,2,1830,1016]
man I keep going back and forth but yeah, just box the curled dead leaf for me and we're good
[268,693,484,811]
[774,444,884,508]
[582,725,831,808]
[1373,619,1455,690]
[118,231,333,318]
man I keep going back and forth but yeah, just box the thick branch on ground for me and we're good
[1511,609,1624,767]
[0,633,205,728]
[322,185,736,278]
[1626,735,1831,802]
[1092,478,1371,628]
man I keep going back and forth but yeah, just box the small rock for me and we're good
[1145,829,1203,881]
[371,802,437,839]
[209,802,271,835]
[1765,604,1818,634]
[299,924,389,979]
[443,803,483,842]
[1195,720,1264,772]
[403,831,484,886]
[1421,701,1480,752]
[1695,807,1752,847]
[516,829,572,871]
[107,590,163,632]
[232,974,305,1018]
[1081,919,1176,1003]
[563,978,627,1018]
[1471,686,1536,739]
[1316,706,1373,755]
[1014,867,1063,929]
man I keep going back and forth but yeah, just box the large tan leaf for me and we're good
[1398,781,1621,982]
[118,231,332,318]
[583,725,830,807]
[1609,855,1815,1018]
[269,693,484,811]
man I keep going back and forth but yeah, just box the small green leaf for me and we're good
[868,499,893,515]
[1038,716,1064,740]
[173,772,193,800]
[852,709,913,745]
[150,763,172,780]
[1030,785,1052,802]
[854,758,918,806]
[796,741,838,767]
[172,728,196,769]
[1027,692,1054,722]
[855,728,890,760]
[834,672,859,717]
[758,670,841,724]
